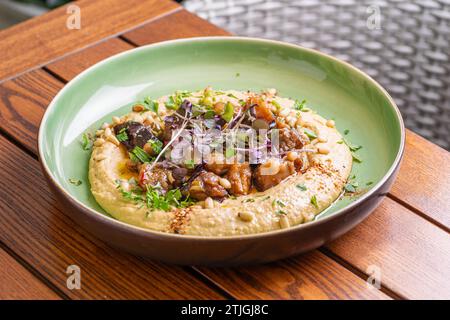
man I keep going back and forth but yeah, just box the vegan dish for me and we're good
[87,87,353,236]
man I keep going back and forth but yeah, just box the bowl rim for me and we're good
[38,36,405,241]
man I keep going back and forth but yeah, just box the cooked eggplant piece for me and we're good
[138,163,173,194]
[253,159,296,192]
[278,128,305,152]
[188,171,228,201]
[226,163,252,196]
[114,121,159,151]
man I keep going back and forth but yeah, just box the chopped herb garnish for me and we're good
[344,129,350,135]
[144,98,159,114]
[148,139,163,155]
[271,100,282,111]
[294,99,306,111]
[81,133,91,150]
[272,199,286,207]
[116,128,128,142]
[225,147,235,158]
[351,152,363,163]
[184,159,195,169]
[261,196,271,201]
[296,184,307,191]
[344,183,356,193]
[275,210,287,215]
[337,140,344,144]
[243,198,255,203]
[343,138,362,152]
[227,93,239,99]
[303,128,317,139]
[130,146,152,163]
[69,178,82,186]
[310,195,319,209]
[221,102,234,122]
[235,72,240,77]
[366,181,373,186]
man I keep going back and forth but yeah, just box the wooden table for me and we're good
[0,0,449,300]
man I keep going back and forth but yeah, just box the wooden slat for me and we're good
[0,0,179,82]
[0,134,224,299]
[197,251,388,300]
[0,69,62,154]
[326,197,450,299]
[0,248,60,300]
[197,196,450,300]
[46,38,134,82]
[122,9,230,45]
[390,130,450,229]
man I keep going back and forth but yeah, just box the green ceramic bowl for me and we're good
[39,37,404,266]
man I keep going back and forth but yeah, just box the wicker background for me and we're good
[183,0,450,150]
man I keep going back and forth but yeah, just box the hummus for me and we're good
[89,88,352,236]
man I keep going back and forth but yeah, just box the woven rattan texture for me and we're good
[184,0,450,149]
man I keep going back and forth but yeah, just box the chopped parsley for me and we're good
[296,184,307,191]
[68,178,82,186]
[148,139,163,155]
[221,102,234,122]
[129,146,152,163]
[303,128,317,140]
[81,133,91,150]
[275,210,287,215]
[294,99,306,111]
[344,129,350,135]
[271,100,282,111]
[344,183,357,193]
[366,181,373,186]
[272,199,286,208]
[144,97,159,114]
[243,198,255,203]
[227,93,239,99]
[351,152,363,163]
[310,195,319,209]
[261,196,271,201]
[116,128,128,142]
[225,147,236,158]
[235,72,240,77]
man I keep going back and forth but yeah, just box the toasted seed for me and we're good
[95,129,104,137]
[204,197,214,209]
[279,215,290,229]
[112,116,121,125]
[189,186,204,192]
[286,151,298,162]
[326,119,335,128]
[167,171,175,184]
[132,104,145,112]
[94,155,106,161]
[262,159,280,175]
[279,108,290,117]
[107,135,120,146]
[104,127,112,137]
[219,178,232,189]
[94,138,105,147]
[318,146,330,154]
[238,211,254,222]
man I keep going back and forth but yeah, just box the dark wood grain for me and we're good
[46,38,134,82]
[0,69,62,154]
[0,135,224,299]
[0,248,60,300]
[326,197,450,299]
[0,0,179,82]
[122,9,230,45]
[390,130,450,230]
[197,251,389,300]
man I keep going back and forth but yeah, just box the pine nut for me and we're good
[318,146,330,154]
[101,122,110,129]
[279,108,290,117]
[279,215,290,229]
[266,88,277,96]
[104,127,112,137]
[189,186,204,192]
[238,211,254,222]
[326,119,335,128]
[107,135,120,146]
[204,197,214,209]
[112,116,121,124]
[132,104,145,112]
[95,129,104,137]
[94,138,105,147]
[219,178,232,189]
[286,151,298,162]
[287,116,297,127]
[318,135,328,143]
[262,159,280,175]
